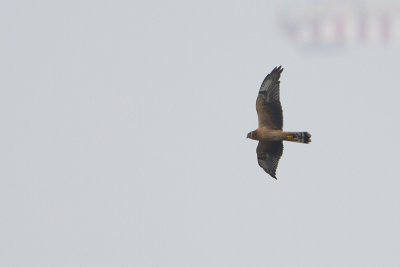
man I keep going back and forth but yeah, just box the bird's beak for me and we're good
[246,133,250,138]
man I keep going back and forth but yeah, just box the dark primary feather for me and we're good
[256,141,283,179]
[259,66,283,102]
[256,66,284,130]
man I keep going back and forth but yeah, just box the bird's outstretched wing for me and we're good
[256,66,283,130]
[256,141,283,179]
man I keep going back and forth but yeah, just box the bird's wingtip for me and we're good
[272,65,284,73]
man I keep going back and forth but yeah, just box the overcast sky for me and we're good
[1,0,400,266]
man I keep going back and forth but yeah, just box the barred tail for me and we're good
[285,132,312,144]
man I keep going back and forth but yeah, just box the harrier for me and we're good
[247,66,311,179]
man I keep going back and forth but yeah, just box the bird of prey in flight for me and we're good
[247,66,311,179]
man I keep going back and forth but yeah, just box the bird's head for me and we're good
[246,130,257,140]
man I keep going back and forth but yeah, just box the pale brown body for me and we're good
[248,129,300,142]
[247,66,311,179]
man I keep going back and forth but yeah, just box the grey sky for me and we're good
[1,0,400,266]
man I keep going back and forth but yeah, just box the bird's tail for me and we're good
[284,132,312,144]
